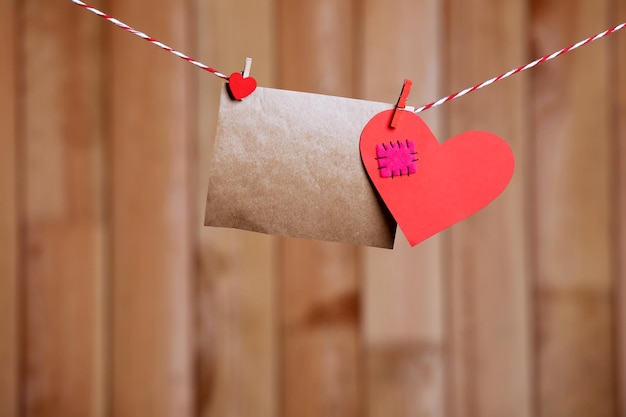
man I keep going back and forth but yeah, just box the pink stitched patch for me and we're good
[376,140,418,178]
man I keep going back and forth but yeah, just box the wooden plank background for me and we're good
[195,1,277,417]
[359,1,445,416]
[531,2,616,416]
[21,2,106,416]
[1,0,625,416]
[0,0,18,416]
[446,1,532,416]
[108,1,194,416]
[617,1,626,415]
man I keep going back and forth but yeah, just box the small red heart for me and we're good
[227,72,258,100]
[360,109,514,246]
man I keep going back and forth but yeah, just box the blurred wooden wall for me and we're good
[1,0,625,416]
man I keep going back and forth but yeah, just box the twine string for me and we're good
[413,22,626,113]
[71,0,229,79]
[70,0,624,111]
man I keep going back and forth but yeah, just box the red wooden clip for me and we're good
[390,79,413,128]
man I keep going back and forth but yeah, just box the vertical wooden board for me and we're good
[23,226,106,417]
[21,1,106,416]
[277,2,362,416]
[446,1,532,416]
[195,232,277,417]
[195,1,278,416]
[278,0,355,93]
[614,0,626,414]
[359,0,446,416]
[280,243,360,417]
[531,1,615,416]
[0,0,18,416]
[108,1,193,416]
[362,241,445,417]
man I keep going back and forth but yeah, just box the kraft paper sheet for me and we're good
[204,86,397,248]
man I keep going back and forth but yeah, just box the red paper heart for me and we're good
[360,109,514,246]
[227,72,258,100]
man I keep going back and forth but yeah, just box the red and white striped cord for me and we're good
[71,0,624,111]
[413,22,626,113]
[71,0,229,79]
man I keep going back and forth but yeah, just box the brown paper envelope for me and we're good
[204,86,397,248]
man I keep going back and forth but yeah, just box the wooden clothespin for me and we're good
[242,57,252,78]
[227,57,258,100]
[390,79,413,128]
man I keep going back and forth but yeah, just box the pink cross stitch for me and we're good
[375,140,418,178]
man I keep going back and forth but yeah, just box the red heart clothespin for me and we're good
[227,57,258,100]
